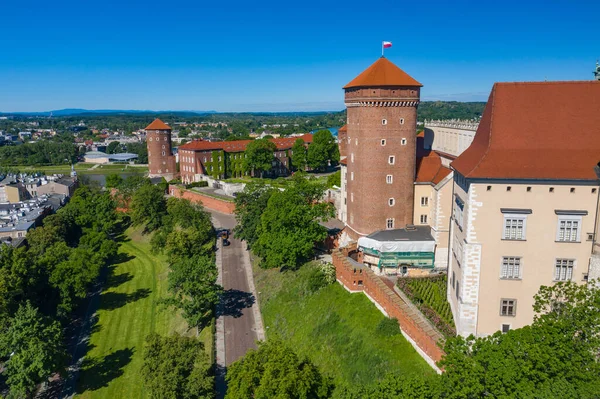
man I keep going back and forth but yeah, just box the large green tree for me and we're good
[163,255,221,332]
[129,183,167,232]
[0,302,66,398]
[142,333,214,399]
[226,339,332,399]
[307,130,339,171]
[233,182,276,248]
[253,175,335,269]
[243,138,276,177]
[106,141,121,154]
[291,138,307,171]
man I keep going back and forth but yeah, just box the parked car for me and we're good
[222,238,230,247]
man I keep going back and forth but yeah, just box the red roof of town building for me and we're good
[145,118,172,130]
[338,125,347,132]
[179,134,313,153]
[416,150,451,185]
[452,81,600,181]
[343,57,422,89]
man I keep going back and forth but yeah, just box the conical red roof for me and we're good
[344,57,422,89]
[145,118,171,130]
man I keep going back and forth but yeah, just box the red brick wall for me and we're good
[169,185,235,214]
[333,249,445,364]
[345,86,420,236]
[147,128,176,180]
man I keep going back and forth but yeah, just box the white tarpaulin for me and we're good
[358,236,435,253]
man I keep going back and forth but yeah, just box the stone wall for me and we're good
[332,249,445,364]
[169,185,236,214]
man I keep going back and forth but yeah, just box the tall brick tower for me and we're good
[146,118,177,180]
[344,57,422,237]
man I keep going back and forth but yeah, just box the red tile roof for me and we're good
[344,57,422,89]
[338,125,347,132]
[452,81,600,181]
[179,134,313,153]
[340,157,347,166]
[145,118,171,130]
[416,150,452,185]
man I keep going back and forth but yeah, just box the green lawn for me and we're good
[12,163,148,175]
[75,227,212,398]
[253,261,434,389]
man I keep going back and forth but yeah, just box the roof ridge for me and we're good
[495,80,600,86]
[467,83,497,178]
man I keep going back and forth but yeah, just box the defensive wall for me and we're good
[333,247,445,366]
[169,185,236,214]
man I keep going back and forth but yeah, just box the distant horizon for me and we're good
[2,0,597,112]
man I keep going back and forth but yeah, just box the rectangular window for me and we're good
[388,156,395,165]
[420,214,428,224]
[456,282,460,300]
[554,259,574,281]
[500,299,516,316]
[501,257,521,279]
[503,216,526,240]
[557,217,581,242]
[386,218,394,229]
[453,196,464,230]
[351,172,354,181]
[351,153,354,163]
[421,196,429,206]
[501,324,511,333]
[386,175,393,184]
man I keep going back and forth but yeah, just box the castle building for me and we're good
[448,81,600,337]
[344,57,422,238]
[146,118,177,181]
[178,134,313,183]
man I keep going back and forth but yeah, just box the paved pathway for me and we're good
[210,211,265,399]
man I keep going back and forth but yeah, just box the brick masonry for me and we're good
[332,248,445,364]
[169,185,236,214]
[345,86,420,236]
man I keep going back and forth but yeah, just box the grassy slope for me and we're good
[76,227,212,399]
[254,262,433,389]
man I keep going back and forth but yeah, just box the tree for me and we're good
[291,138,307,171]
[142,333,214,399]
[233,182,276,248]
[105,173,124,189]
[243,138,276,178]
[327,170,341,188]
[226,339,332,399]
[106,141,121,154]
[129,183,167,232]
[0,302,66,398]
[307,130,339,171]
[253,175,335,269]
[437,281,600,398]
[163,255,220,331]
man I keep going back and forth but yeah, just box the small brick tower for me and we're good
[344,57,422,237]
[146,118,177,181]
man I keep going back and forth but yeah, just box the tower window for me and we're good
[164,137,167,141]
[549,187,554,193]
[351,193,354,202]
[401,138,407,145]
[527,187,532,192]
[507,186,511,192]
[420,214,428,224]
[149,137,153,142]
[350,172,354,181]
[593,188,597,194]
[381,139,386,146]
[487,186,492,191]
[400,118,405,125]
[386,218,394,229]
[351,153,354,163]
[162,152,165,156]
[389,198,395,206]
[382,119,387,125]
[355,138,358,146]
[389,156,395,165]
[570,188,575,193]
[386,175,393,184]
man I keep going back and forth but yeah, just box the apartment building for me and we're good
[448,81,600,337]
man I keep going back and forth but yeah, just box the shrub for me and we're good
[376,317,401,337]
[185,181,209,189]
[318,262,336,284]
[304,267,328,294]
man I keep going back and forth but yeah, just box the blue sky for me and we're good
[0,0,597,112]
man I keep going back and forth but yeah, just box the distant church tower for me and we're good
[344,57,422,237]
[146,118,177,181]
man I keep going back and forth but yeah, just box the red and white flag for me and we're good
[383,41,392,48]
